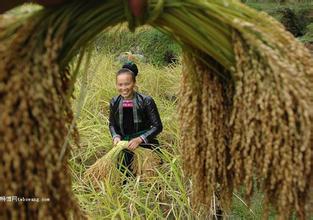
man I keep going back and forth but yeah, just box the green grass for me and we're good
[300,23,313,43]
[245,1,313,11]
[246,1,313,42]
[93,26,181,67]
[69,48,269,219]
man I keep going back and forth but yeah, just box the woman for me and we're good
[109,62,163,176]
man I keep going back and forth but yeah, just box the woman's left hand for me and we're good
[128,137,142,150]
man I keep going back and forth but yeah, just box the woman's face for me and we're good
[116,72,135,99]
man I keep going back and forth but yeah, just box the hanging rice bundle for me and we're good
[179,51,234,211]
[0,15,85,220]
[0,2,124,219]
[1,0,313,219]
[154,2,313,219]
[230,29,313,219]
[84,141,161,186]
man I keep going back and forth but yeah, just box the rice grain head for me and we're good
[0,17,86,219]
[179,51,233,212]
[230,27,313,219]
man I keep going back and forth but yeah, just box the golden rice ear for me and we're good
[180,25,313,217]
[179,51,233,212]
[0,19,86,219]
[229,29,313,219]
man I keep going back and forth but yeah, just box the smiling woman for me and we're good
[109,62,163,177]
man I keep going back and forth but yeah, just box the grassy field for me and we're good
[247,2,313,11]
[246,1,313,42]
[9,2,311,219]
[69,50,267,219]
[4,1,313,219]
[93,26,181,67]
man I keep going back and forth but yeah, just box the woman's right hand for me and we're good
[113,136,121,146]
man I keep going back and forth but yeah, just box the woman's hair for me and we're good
[116,62,138,81]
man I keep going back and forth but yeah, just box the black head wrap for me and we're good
[122,61,138,77]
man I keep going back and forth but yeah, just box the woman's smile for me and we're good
[116,72,135,99]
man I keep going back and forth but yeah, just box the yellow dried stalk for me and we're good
[131,148,161,181]
[83,143,126,186]
[84,141,161,186]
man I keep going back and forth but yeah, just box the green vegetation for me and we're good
[300,23,313,43]
[69,2,313,218]
[93,26,181,67]
[247,1,313,40]
[70,51,267,219]
[89,1,313,70]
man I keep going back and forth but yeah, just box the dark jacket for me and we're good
[109,92,163,145]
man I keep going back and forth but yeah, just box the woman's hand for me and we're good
[128,137,142,150]
[113,136,121,146]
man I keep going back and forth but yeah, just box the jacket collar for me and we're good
[118,92,139,136]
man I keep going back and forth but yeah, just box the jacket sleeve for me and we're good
[140,97,163,143]
[109,99,121,139]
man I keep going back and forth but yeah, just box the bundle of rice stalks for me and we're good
[1,0,313,219]
[84,141,160,186]
[83,142,126,187]
[179,51,233,211]
[131,147,162,181]
[0,12,84,220]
